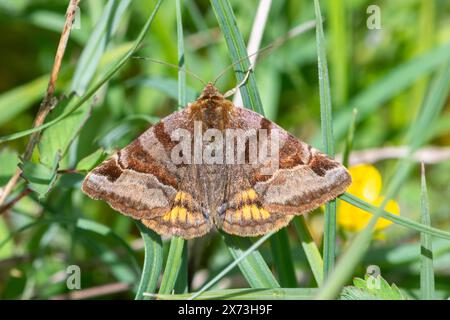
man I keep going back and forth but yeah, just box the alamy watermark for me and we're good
[366,265,381,289]
[170,121,280,175]
[366,5,382,30]
[66,265,81,290]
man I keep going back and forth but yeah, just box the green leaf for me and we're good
[28,10,88,44]
[0,76,48,127]
[0,148,19,185]
[420,164,435,300]
[76,148,107,171]
[75,218,141,279]
[20,152,61,199]
[38,0,131,169]
[0,0,164,144]
[0,216,13,259]
[341,276,406,300]
[71,0,132,95]
[313,0,336,278]
[79,234,137,285]
[38,95,90,168]
[135,222,163,300]
[0,216,140,285]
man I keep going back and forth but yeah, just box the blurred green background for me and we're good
[0,0,449,299]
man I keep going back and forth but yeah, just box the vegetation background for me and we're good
[0,0,449,299]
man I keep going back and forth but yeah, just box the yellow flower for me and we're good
[338,164,400,232]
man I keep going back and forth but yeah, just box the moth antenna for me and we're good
[212,47,272,87]
[223,67,253,98]
[132,56,207,86]
[212,19,316,87]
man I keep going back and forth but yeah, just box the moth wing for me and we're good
[82,109,211,239]
[218,164,294,237]
[142,164,213,239]
[219,107,351,237]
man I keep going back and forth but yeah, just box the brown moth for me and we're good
[81,83,351,239]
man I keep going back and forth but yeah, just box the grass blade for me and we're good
[158,0,189,295]
[314,41,450,144]
[0,76,48,127]
[189,232,277,300]
[176,0,186,109]
[420,163,435,300]
[293,216,324,286]
[328,0,348,108]
[314,0,336,278]
[174,244,188,293]
[270,229,297,287]
[149,288,318,300]
[210,0,279,290]
[340,193,450,241]
[342,109,357,167]
[0,0,164,144]
[39,0,131,169]
[232,0,271,107]
[317,62,450,299]
[75,218,141,276]
[230,0,296,287]
[223,235,280,289]
[71,0,131,95]
[135,222,163,300]
[159,237,185,295]
[210,0,264,114]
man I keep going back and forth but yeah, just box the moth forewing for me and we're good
[81,83,351,239]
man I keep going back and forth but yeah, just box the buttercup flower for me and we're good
[338,164,400,232]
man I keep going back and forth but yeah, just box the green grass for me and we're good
[157,0,188,296]
[420,164,434,300]
[313,0,337,279]
[317,61,450,300]
[134,222,162,300]
[0,0,449,300]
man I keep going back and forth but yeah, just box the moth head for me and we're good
[199,83,223,101]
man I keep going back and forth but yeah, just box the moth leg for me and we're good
[223,67,253,98]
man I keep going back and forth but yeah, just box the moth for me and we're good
[82,83,351,239]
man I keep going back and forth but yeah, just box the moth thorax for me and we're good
[201,99,232,129]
